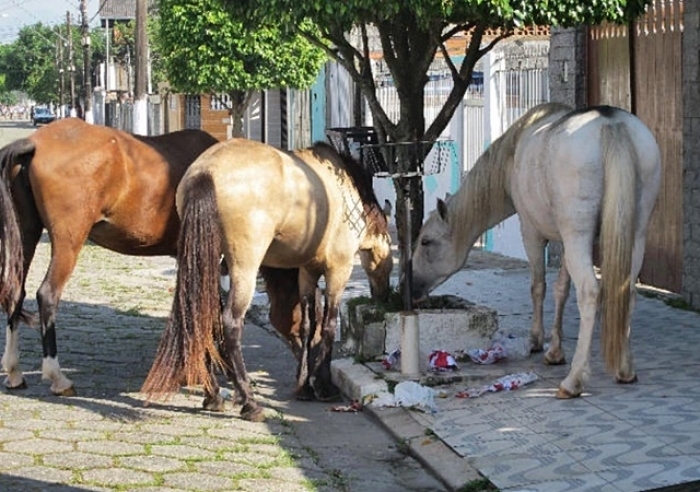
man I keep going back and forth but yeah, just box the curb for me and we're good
[331,357,485,492]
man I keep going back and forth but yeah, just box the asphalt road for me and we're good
[0,120,450,492]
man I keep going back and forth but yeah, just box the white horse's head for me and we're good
[411,198,465,302]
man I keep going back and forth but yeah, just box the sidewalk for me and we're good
[332,250,700,492]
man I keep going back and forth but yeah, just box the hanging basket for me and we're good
[360,140,453,178]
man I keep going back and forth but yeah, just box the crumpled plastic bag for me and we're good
[371,381,437,413]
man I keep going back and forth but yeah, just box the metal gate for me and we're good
[587,0,683,293]
[184,95,201,130]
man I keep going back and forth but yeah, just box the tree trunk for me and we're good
[228,89,252,138]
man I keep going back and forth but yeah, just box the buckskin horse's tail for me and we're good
[599,122,637,374]
[0,139,35,317]
[142,172,226,398]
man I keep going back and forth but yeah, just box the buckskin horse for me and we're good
[411,103,661,398]
[141,139,393,421]
[0,118,219,395]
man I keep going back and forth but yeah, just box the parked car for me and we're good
[32,107,56,126]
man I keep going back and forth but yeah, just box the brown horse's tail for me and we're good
[142,172,226,398]
[0,139,35,317]
[599,122,637,373]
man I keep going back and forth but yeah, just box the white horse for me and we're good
[411,102,661,398]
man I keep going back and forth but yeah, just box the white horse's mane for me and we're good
[448,102,571,249]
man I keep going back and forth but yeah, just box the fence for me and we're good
[355,39,549,258]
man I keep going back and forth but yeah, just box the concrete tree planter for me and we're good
[338,294,499,373]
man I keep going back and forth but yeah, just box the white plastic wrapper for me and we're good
[371,381,438,413]
[455,372,538,398]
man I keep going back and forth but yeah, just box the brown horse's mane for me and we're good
[310,141,388,237]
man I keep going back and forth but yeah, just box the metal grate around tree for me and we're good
[360,140,453,311]
[360,140,452,178]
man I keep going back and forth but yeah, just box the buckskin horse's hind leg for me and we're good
[219,276,264,422]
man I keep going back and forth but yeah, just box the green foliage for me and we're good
[154,0,327,95]
[0,22,105,106]
[228,0,650,30]
[221,0,652,253]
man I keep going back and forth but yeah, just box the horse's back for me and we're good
[27,120,217,255]
[511,105,661,242]
[179,138,361,268]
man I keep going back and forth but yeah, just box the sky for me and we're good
[0,0,101,44]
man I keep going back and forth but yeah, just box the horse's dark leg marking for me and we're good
[293,294,315,401]
[220,290,263,422]
[311,294,341,402]
[202,356,225,412]
[36,236,87,396]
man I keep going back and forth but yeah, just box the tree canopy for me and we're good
[155,0,327,136]
[0,22,105,107]
[222,0,652,251]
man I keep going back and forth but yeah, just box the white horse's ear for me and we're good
[437,198,448,222]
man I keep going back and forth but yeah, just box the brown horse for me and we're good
[141,139,393,421]
[0,118,219,395]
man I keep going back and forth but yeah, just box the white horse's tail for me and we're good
[600,121,637,373]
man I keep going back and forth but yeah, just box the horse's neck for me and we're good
[452,152,516,251]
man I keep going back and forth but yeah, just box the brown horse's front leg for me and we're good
[201,354,226,412]
[220,308,264,422]
[293,292,316,401]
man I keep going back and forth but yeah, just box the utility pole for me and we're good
[133,0,148,134]
[56,37,64,118]
[67,12,76,117]
[80,0,93,123]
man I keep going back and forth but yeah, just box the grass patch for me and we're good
[638,290,700,313]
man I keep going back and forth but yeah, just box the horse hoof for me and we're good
[543,354,566,366]
[53,386,77,397]
[4,378,27,390]
[314,385,342,403]
[202,395,226,412]
[616,374,638,385]
[556,386,581,399]
[294,384,316,401]
[240,403,265,422]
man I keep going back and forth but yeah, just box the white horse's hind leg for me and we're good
[2,326,25,388]
[557,248,599,399]
[544,259,571,365]
[42,356,74,395]
[615,237,646,384]
[520,230,546,354]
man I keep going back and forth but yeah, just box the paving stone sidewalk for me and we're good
[0,236,449,492]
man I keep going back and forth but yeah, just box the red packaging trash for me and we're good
[455,372,538,398]
[382,349,401,370]
[467,344,506,364]
[429,350,459,371]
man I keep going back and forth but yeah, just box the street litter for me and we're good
[382,349,401,370]
[467,333,530,364]
[455,372,538,398]
[371,381,438,413]
[331,400,363,412]
[429,350,459,371]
